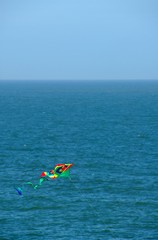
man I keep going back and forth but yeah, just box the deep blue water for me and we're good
[0,80,158,240]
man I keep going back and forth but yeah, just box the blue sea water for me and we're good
[0,80,158,240]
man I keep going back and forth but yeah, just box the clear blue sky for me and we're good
[0,0,158,80]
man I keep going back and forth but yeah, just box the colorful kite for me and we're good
[15,163,73,196]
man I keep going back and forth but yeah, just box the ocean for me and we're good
[0,80,158,240]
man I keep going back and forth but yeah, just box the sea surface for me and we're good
[0,80,158,240]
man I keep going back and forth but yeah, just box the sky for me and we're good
[0,0,158,80]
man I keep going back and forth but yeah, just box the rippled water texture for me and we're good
[0,80,158,240]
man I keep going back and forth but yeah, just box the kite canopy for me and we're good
[15,163,73,196]
[40,163,73,179]
[54,163,73,178]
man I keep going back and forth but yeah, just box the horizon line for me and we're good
[0,79,158,82]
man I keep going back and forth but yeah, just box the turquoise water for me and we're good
[0,80,158,240]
